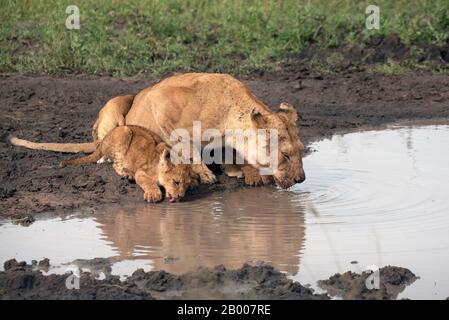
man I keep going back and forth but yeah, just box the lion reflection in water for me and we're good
[95,189,306,274]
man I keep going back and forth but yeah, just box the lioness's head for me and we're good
[158,147,193,202]
[251,102,305,189]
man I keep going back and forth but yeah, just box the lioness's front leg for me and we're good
[241,165,274,186]
[260,174,275,185]
[191,162,216,184]
[221,164,243,178]
[135,169,163,202]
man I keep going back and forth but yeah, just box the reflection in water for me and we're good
[1,125,449,299]
[95,189,306,274]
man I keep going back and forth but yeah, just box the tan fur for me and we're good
[9,95,134,153]
[126,73,305,188]
[91,95,134,143]
[220,164,244,178]
[60,125,215,202]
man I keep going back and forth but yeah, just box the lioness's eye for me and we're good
[282,152,290,161]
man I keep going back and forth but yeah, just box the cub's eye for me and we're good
[173,180,180,187]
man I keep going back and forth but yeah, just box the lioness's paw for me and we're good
[189,176,200,188]
[244,172,263,186]
[200,170,217,184]
[143,189,163,203]
[261,175,275,185]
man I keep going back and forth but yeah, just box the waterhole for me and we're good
[1,125,448,299]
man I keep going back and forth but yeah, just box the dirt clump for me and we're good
[318,266,418,300]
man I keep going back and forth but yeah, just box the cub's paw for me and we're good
[96,156,112,164]
[143,188,163,203]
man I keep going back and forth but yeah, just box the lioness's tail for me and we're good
[8,136,96,153]
[59,148,102,167]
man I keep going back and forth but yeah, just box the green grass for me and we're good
[369,59,415,75]
[0,0,447,76]
[368,59,449,75]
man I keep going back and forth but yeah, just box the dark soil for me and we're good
[1,72,448,221]
[0,259,327,300]
[0,258,417,300]
[296,34,449,70]
[318,266,418,300]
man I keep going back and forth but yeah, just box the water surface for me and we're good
[1,125,449,299]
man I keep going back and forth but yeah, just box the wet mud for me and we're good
[0,259,417,300]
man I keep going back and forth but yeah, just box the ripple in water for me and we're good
[1,125,448,299]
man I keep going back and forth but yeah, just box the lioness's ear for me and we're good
[278,102,298,123]
[250,109,266,128]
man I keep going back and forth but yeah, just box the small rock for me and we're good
[4,259,26,271]
[38,258,50,269]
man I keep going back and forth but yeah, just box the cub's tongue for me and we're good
[169,196,177,203]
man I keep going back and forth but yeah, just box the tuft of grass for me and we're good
[369,59,412,75]
[308,52,347,75]
[0,0,448,76]
[369,59,449,75]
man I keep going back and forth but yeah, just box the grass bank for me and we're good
[0,0,448,76]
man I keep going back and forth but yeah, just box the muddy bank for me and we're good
[0,259,326,300]
[1,72,449,220]
[0,259,417,300]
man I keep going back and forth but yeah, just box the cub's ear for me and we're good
[250,109,266,128]
[159,148,172,171]
[278,102,298,123]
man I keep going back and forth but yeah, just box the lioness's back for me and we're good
[126,73,268,138]
[153,73,237,89]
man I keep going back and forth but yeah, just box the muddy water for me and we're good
[1,125,449,299]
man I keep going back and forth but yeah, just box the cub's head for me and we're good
[158,147,193,202]
[250,102,305,189]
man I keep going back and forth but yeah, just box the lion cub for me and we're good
[60,125,216,203]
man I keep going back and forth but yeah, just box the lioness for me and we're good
[60,125,216,202]
[9,95,134,153]
[9,73,305,188]
[125,73,305,188]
